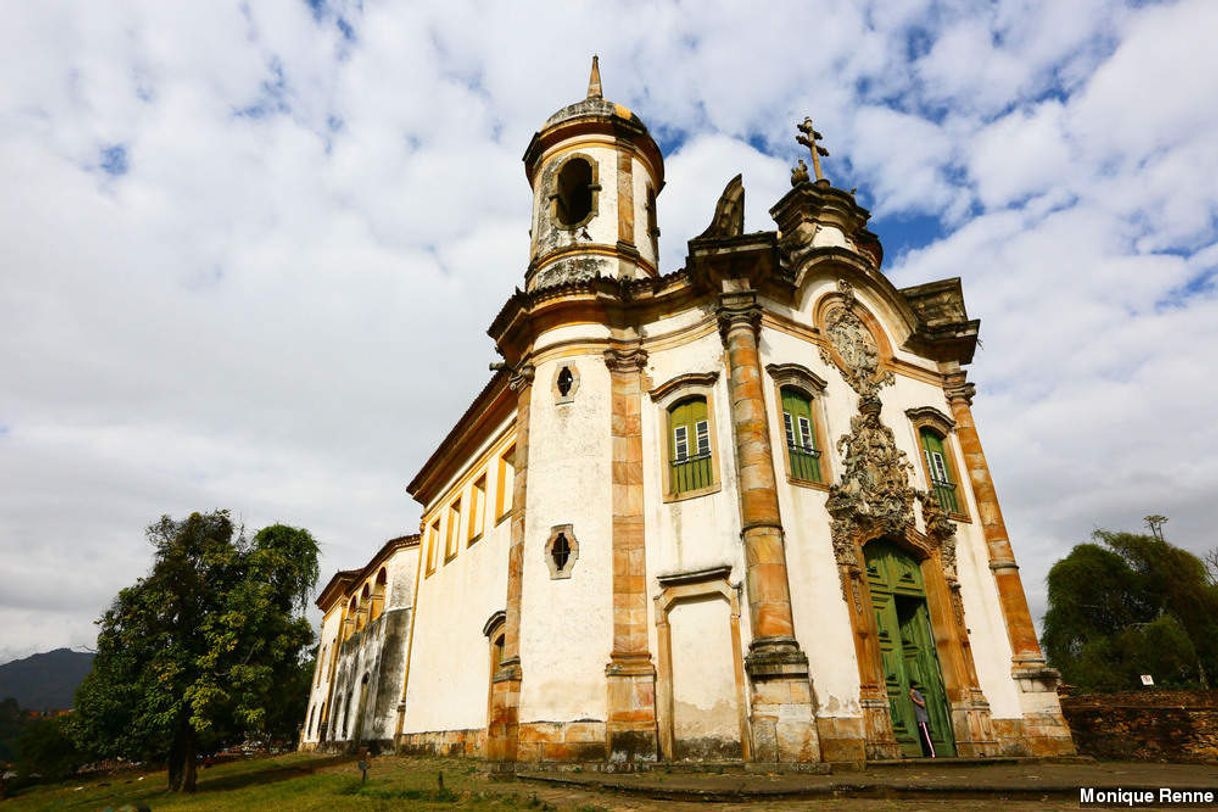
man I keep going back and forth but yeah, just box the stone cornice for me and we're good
[482,610,507,639]
[765,362,828,394]
[905,405,956,434]
[648,370,720,403]
[656,564,733,588]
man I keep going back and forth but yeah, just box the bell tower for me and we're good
[523,57,665,290]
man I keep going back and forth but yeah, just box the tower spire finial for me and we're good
[587,55,603,100]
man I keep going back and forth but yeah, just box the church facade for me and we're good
[300,60,1074,764]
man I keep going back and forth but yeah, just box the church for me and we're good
[299,59,1075,765]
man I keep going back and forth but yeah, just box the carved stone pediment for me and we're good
[819,280,894,399]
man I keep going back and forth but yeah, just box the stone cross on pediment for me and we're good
[795,117,829,183]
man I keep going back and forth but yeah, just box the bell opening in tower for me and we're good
[555,157,593,226]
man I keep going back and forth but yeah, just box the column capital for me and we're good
[943,372,975,405]
[603,345,649,373]
[509,363,536,391]
[717,292,762,345]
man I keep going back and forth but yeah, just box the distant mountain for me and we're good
[0,648,94,711]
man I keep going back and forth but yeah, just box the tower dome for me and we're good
[523,57,665,290]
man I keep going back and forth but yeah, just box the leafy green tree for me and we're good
[0,698,27,764]
[71,511,319,792]
[1043,525,1218,691]
[16,717,82,780]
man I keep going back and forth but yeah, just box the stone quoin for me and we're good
[299,58,1075,764]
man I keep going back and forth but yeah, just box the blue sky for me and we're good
[1,0,1217,663]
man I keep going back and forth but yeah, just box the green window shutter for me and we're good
[668,397,713,494]
[919,428,959,513]
[780,387,821,483]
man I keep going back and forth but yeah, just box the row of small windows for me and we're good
[665,389,964,517]
[420,396,966,573]
[425,444,515,576]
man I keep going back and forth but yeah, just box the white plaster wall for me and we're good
[518,349,614,723]
[403,419,515,735]
[302,607,344,744]
[669,595,740,744]
[641,307,714,341]
[534,322,613,353]
[364,545,419,741]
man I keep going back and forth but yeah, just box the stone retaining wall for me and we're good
[1059,690,1218,763]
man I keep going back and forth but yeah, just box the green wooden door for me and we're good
[865,540,956,757]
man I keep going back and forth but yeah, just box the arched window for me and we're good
[369,569,387,623]
[919,427,959,514]
[357,584,371,630]
[554,156,594,226]
[668,396,713,494]
[345,596,358,641]
[780,386,822,483]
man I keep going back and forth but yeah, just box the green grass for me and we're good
[2,753,603,811]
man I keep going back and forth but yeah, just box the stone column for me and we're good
[943,374,1044,669]
[944,372,1074,755]
[718,292,819,763]
[603,345,659,761]
[487,364,534,765]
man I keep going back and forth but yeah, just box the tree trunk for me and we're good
[167,716,197,792]
[167,735,184,791]
[180,732,198,793]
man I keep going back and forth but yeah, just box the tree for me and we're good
[0,698,27,764]
[71,511,319,792]
[16,717,83,780]
[1042,523,1218,691]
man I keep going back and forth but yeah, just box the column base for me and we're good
[487,659,522,763]
[1011,665,1076,756]
[745,638,820,763]
[605,655,659,763]
[860,694,902,759]
[949,690,999,757]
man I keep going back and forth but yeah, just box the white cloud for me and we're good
[1,0,1216,663]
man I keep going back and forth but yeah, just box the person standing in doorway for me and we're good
[909,681,935,758]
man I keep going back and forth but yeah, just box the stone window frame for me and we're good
[906,406,972,523]
[766,363,834,491]
[544,524,580,579]
[444,497,462,564]
[649,371,723,503]
[652,565,750,762]
[468,473,487,546]
[425,517,440,577]
[548,152,601,232]
[553,362,580,405]
[495,444,516,525]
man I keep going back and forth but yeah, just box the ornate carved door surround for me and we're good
[819,280,995,759]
